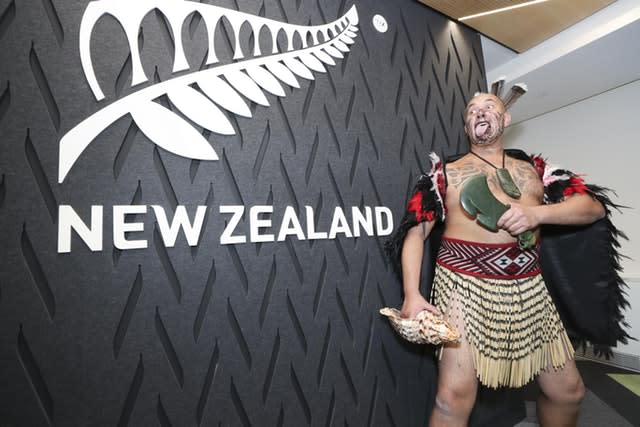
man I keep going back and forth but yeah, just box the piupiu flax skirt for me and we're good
[432,246,574,388]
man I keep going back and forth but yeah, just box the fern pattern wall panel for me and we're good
[0,0,497,426]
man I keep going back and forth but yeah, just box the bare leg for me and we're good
[429,297,478,427]
[535,359,585,427]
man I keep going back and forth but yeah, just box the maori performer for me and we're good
[384,83,630,426]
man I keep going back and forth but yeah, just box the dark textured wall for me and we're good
[0,0,506,426]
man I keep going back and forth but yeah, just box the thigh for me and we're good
[437,295,478,397]
[437,336,479,396]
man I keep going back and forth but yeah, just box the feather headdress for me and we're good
[487,76,527,110]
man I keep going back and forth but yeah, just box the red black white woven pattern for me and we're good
[436,237,541,279]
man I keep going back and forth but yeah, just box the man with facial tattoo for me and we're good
[385,92,630,427]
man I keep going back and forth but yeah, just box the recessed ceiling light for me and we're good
[458,0,549,21]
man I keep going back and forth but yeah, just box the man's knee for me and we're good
[565,376,586,404]
[433,386,476,417]
[542,374,586,405]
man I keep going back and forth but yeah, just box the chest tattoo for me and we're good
[446,158,542,200]
[447,164,494,189]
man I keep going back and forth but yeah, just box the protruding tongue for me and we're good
[475,122,489,138]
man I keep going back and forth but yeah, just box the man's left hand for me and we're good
[497,203,539,236]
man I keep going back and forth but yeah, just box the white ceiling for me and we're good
[481,0,640,124]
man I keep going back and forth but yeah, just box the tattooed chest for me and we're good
[447,164,492,188]
[446,163,543,201]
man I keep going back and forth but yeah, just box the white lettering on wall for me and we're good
[57,204,394,252]
[220,205,392,244]
[352,206,373,237]
[328,207,353,239]
[277,206,306,241]
[375,207,393,235]
[306,206,327,240]
[152,205,207,247]
[249,206,275,243]
[220,206,246,244]
[58,205,103,253]
[114,205,147,250]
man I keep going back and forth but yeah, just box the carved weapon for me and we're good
[460,174,535,249]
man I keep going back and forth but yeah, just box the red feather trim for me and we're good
[406,191,434,222]
[436,171,446,206]
[531,155,546,179]
[563,175,589,197]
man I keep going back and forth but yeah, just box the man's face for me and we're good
[464,93,510,145]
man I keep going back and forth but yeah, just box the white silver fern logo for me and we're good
[58,0,360,183]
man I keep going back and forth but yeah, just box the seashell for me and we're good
[379,307,460,345]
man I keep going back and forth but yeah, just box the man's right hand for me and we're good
[400,293,440,318]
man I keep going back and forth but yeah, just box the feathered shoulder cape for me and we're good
[385,149,632,355]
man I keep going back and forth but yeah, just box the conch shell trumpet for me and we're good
[379,307,460,345]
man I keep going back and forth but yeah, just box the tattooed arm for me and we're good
[498,195,605,235]
[497,161,605,234]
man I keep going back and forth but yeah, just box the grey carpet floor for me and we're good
[514,390,634,427]
[513,360,639,427]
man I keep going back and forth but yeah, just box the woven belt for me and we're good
[436,237,541,279]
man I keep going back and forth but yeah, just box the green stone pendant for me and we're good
[496,168,521,199]
[517,230,536,250]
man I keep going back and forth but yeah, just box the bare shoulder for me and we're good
[508,155,537,172]
[505,156,543,199]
